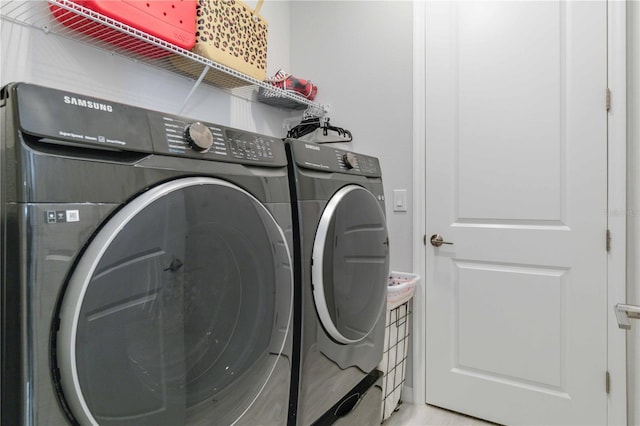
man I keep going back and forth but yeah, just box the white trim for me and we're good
[311,185,387,345]
[412,0,427,406]
[401,385,415,404]
[607,1,628,424]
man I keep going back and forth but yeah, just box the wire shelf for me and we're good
[1,0,325,112]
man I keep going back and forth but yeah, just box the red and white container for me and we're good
[386,271,419,310]
[50,0,197,58]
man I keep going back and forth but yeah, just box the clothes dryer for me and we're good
[0,83,293,426]
[285,140,389,425]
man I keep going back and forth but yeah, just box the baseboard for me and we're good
[401,385,414,404]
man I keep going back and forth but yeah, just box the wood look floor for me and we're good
[383,403,497,426]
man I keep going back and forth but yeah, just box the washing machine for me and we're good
[285,140,389,425]
[0,82,294,426]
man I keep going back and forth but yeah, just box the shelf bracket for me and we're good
[178,65,210,115]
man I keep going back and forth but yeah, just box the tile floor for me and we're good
[383,403,497,426]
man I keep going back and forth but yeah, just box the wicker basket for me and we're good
[379,272,419,421]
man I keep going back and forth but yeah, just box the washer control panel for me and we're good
[11,83,287,167]
[227,129,275,161]
[148,112,285,167]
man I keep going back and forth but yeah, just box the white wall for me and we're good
[627,1,640,424]
[1,0,293,135]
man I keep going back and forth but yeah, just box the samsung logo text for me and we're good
[304,144,320,151]
[63,96,113,112]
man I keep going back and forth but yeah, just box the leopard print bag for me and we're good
[196,0,267,84]
[171,0,267,88]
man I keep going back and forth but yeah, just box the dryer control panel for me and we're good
[289,139,381,177]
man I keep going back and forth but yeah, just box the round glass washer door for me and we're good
[311,184,390,344]
[56,177,293,426]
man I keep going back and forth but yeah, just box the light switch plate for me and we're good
[393,189,408,212]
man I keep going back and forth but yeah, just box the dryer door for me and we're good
[56,177,293,426]
[312,185,389,344]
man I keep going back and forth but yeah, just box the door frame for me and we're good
[410,1,627,423]
[606,1,627,425]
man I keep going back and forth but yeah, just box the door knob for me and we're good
[614,303,640,330]
[430,234,453,248]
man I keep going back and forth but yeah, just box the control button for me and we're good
[184,122,214,152]
[343,152,358,169]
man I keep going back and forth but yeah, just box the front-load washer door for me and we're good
[55,177,293,426]
[311,185,389,344]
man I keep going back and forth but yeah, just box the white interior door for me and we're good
[424,1,608,425]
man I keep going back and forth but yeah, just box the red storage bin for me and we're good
[50,0,197,58]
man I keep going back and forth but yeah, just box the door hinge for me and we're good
[605,371,610,394]
[606,88,611,111]
[606,229,611,252]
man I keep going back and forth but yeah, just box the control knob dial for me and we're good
[184,122,213,152]
[343,152,358,169]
